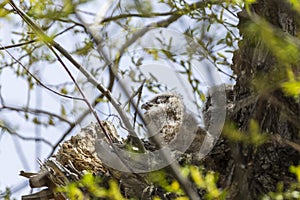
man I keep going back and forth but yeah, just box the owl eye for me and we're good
[154,96,170,104]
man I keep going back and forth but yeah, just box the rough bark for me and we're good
[205,0,300,199]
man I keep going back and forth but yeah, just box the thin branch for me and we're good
[53,24,79,37]
[100,1,214,24]
[0,43,85,102]
[273,134,300,153]
[12,136,31,171]
[0,105,72,125]
[133,81,145,129]
[0,44,41,70]
[0,123,53,147]
[101,11,176,23]
[192,38,237,80]
[0,40,37,50]
[48,18,86,29]
[0,23,80,52]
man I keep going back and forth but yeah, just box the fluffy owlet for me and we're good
[141,93,207,155]
[141,93,185,146]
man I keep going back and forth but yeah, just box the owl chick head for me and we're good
[142,93,184,117]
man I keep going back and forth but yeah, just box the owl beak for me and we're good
[141,102,152,110]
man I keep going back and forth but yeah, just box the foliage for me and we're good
[148,165,227,200]
[58,165,226,200]
[263,166,300,200]
[289,0,300,12]
[223,119,268,146]
[244,10,300,99]
[0,188,15,200]
[56,173,125,200]
[188,166,227,200]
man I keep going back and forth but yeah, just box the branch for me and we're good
[101,11,176,23]
[0,105,72,125]
[100,1,211,24]
[0,40,37,50]
[0,23,81,51]
[273,134,300,153]
[0,43,85,101]
[0,122,53,147]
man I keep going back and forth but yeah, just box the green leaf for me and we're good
[32,117,41,124]
[60,87,68,95]
[288,0,300,11]
[281,81,300,98]
[0,1,10,17]
[225,32,233,46]
[245,0,257,4]
[145,48,159,60]
[190,166,205,188]
[60,105,66,117]
[74,41,93,56]
[290,166,300,182]
[48,117,55,125]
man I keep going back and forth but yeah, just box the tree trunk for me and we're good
[209,0,300,199]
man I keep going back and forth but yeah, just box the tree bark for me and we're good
[209,0,300,199]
